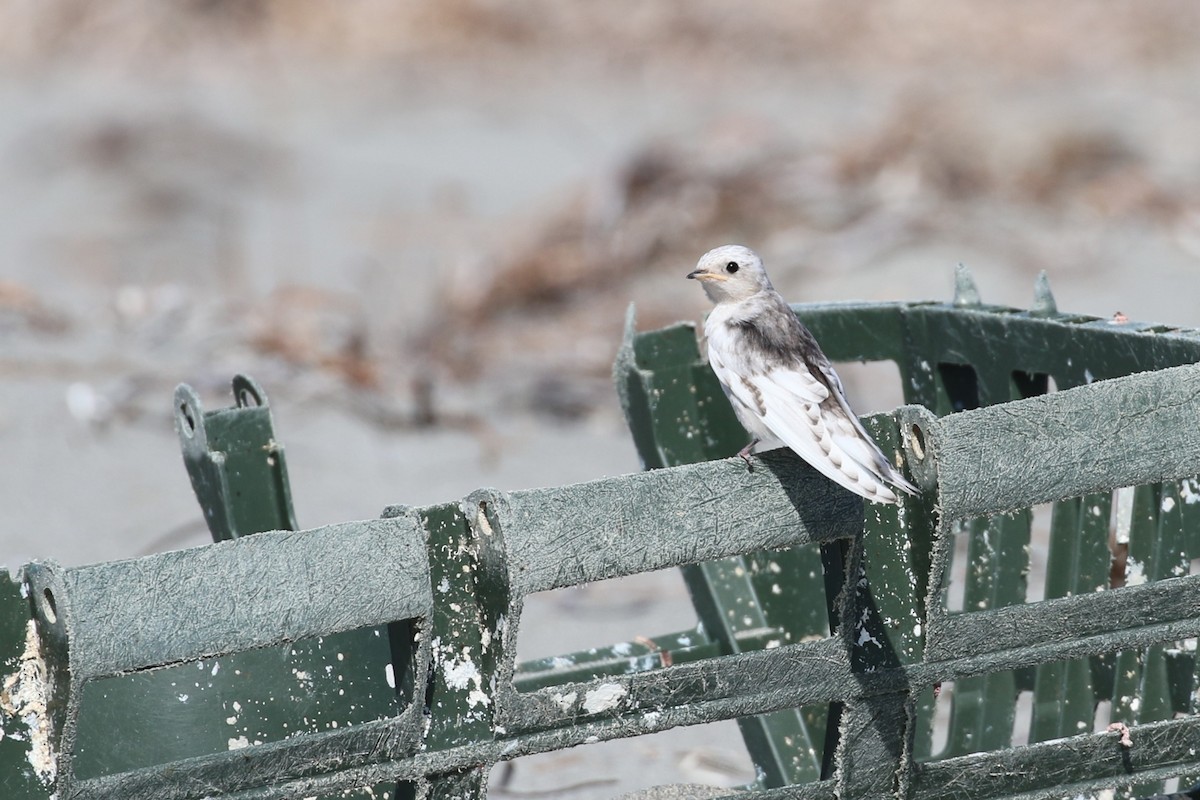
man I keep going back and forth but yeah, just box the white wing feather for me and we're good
[751,370,899,503]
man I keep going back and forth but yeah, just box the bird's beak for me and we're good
[687,269,726,282]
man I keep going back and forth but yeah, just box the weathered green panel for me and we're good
[72,626,403,778]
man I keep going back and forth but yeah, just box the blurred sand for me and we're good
[2,3,1200,796]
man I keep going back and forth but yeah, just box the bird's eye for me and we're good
[725,261,739,273]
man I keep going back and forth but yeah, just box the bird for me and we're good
[687,244,918,505]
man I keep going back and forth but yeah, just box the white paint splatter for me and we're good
[582,683,627,714]
[1126,558,1147,587]
[443,656,479,690]
[385,663,396,689]
[228,735,250,750]
[857,629,881,648]
[440,646,491,708]
[1163,496,1177,513]
[553,691,578,712]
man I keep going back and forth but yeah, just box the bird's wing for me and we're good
[744,366,908,503]
[709,345,827,425]
[815,361,919,497]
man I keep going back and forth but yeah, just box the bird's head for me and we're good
[687,244,773,304]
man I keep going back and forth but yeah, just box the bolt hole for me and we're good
[178,402,196,437]
[42,588,58,624]
[909,423,926,461]
[476,501,494,537]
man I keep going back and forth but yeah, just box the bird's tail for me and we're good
[886,468,920,498]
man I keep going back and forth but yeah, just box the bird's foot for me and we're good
[737,439,758,470]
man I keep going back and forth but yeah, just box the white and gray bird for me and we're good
[688,244,918,505]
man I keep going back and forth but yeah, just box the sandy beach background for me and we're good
[2,3,1200,795]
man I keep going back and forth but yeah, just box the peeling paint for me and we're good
[0,620,56,785]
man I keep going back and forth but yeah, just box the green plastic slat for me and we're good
[844,418,932,673]
[833,416,930,795]
[417,503,495,750]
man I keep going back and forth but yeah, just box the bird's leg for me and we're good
[737,438,759,469]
